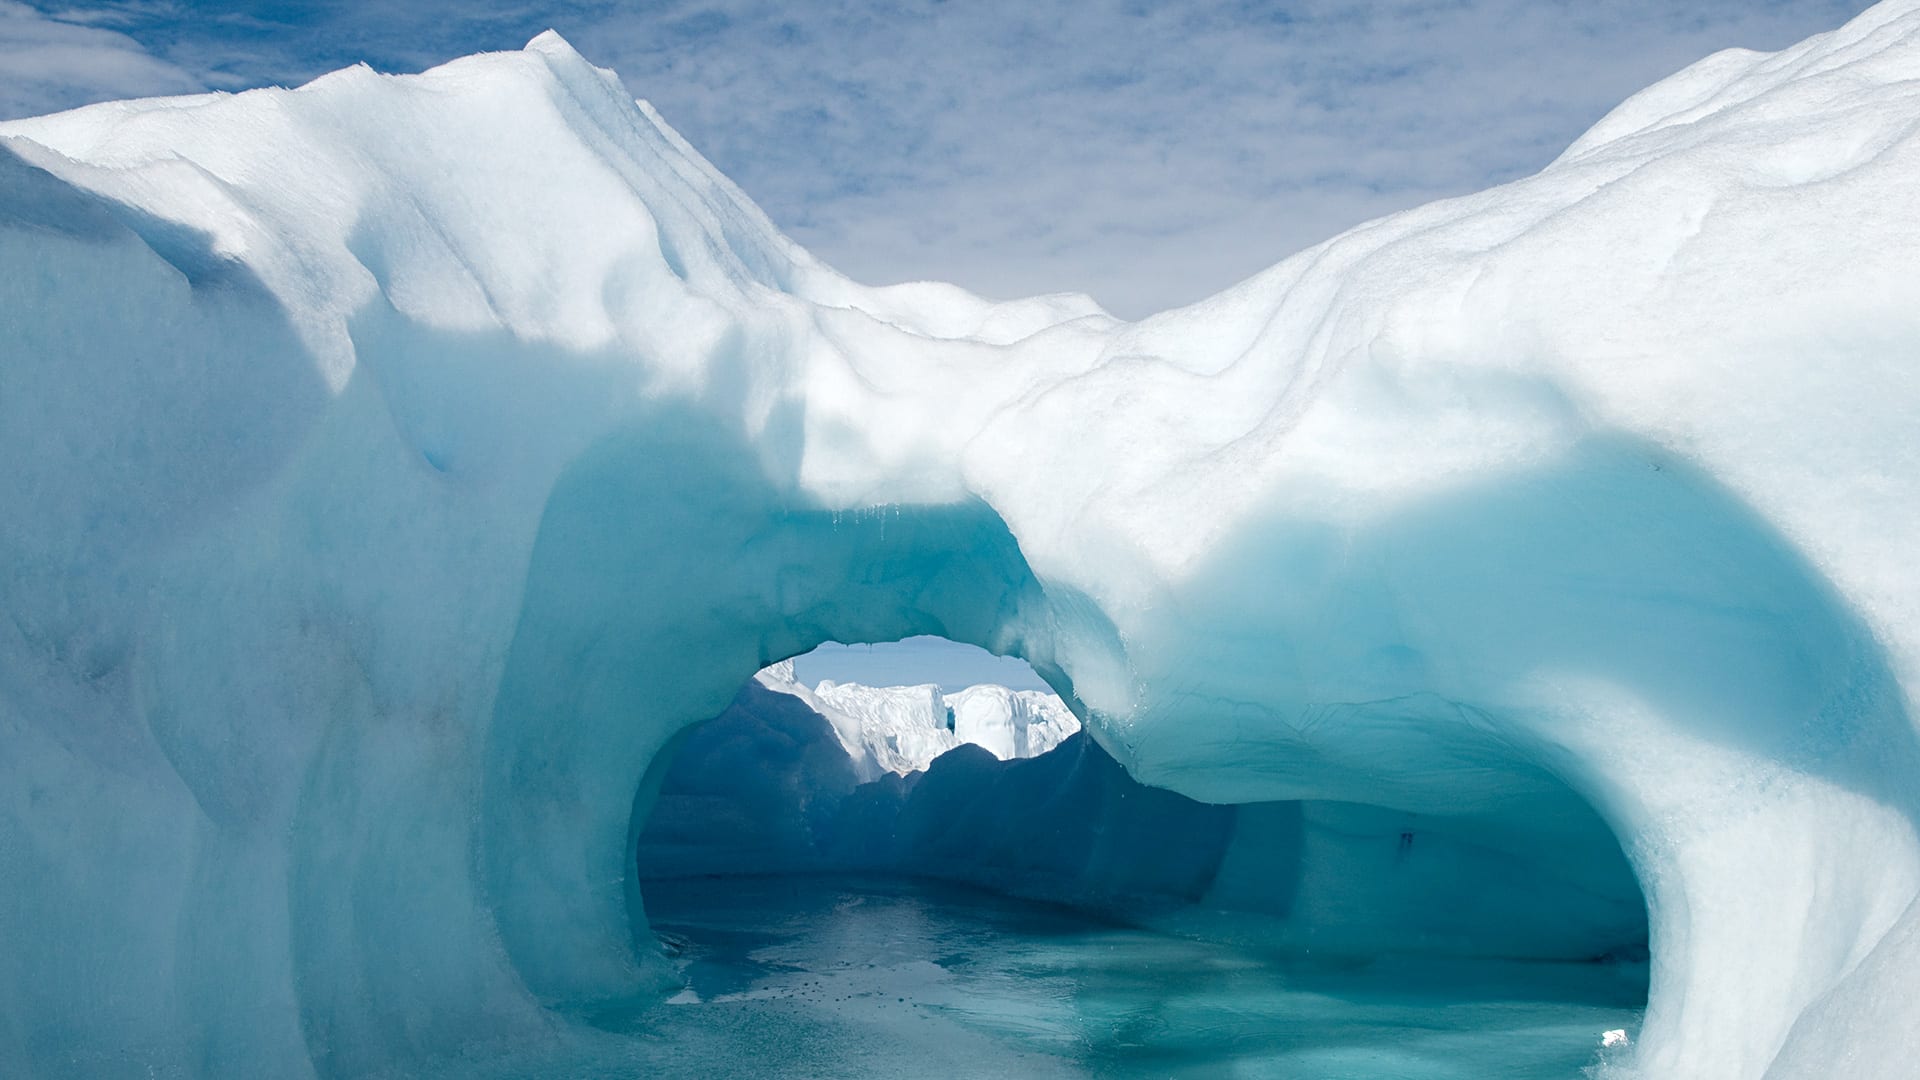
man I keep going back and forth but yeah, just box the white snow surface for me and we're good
[2,5,1920,1078]
[754,659,1077,779]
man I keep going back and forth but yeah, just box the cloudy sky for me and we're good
[796,637,1051,693]
[0,0,1875,318]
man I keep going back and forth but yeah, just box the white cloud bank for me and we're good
[0,1,198,120]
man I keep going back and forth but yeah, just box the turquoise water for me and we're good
[463,875,1645,1078]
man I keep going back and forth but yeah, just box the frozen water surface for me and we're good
[448,876,1643,1079]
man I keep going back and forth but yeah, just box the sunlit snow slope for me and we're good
[5,3,1920,1077]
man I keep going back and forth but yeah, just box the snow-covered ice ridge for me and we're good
[4,3,1920,1077]
[754,659,1078,779]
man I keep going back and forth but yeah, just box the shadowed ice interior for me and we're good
[607,638,1653,1078]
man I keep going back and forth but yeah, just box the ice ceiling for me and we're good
[4,4,1920,1078]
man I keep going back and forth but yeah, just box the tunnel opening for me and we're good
[465,422,1920,1080]
[625,636,1652,1078]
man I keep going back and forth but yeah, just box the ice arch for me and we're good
[474,422,1914,1080]
[483,426,1086,1003]
[3,4,1920,1078]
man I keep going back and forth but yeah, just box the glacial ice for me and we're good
[3,2,1920,1077]
[753,660,1079,779]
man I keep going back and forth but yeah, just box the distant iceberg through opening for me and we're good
[635,641,1085,878]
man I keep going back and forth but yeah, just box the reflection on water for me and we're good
[465,875,1645,1079]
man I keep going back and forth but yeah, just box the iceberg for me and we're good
[944,682,1079,762]
[634,662,1082,878]
[2,3,1920,1076]
[753,659,1079,779]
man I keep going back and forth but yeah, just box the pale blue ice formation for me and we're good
[4,3,1920,1077]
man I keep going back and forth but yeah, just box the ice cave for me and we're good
[4,2,1920,1077]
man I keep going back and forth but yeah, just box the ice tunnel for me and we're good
[6,4,1920,1078]
[635,643,1651,966]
